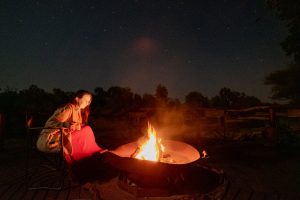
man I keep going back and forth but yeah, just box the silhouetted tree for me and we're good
[142,94,156,108]
[0,88,19,114]
[185,91,209,108]
[168,98,182,108]
[52,88,72,107]
[93,87,108,108]
[265,0,300,104]
[210,88,260,108]
[19,85,52,113]
[107,86,134,113]
[233,94,262,108]
[0,89,20,136]
[267,0,300,64]
[155,84,168,107]
[265,63,300,104]
[132,94,143,110]
[211,88,240,108]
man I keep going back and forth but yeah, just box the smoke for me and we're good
[148,106,206,141]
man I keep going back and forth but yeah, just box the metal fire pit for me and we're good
[104,139,227,198]
[111,139,200,164]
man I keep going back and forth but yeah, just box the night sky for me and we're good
[0,0,290,102]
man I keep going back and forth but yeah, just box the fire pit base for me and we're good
[117,163,227,198]
[118,177,170,197]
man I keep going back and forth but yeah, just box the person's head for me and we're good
[72,90,93,109]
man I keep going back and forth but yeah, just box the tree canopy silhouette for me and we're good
[265,0,300,104]
[185,91,209,108]
[0,84,263,137]
[265,63,300,104]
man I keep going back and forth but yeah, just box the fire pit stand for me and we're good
[116,163,227,198]
[106,139,228,199]
[118,171,171,197]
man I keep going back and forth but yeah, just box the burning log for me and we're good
[130,136,163,160]
[110,139,200,164]
[130,122,164,162]
[119,122,199,164]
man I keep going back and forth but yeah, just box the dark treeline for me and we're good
[0,84,262,138]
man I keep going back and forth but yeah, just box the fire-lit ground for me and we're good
[0,135,300,199]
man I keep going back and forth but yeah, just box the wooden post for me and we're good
[269,107,275,126]
[221,110,226,138]
[0,112,4,149]
[267,107,277,145]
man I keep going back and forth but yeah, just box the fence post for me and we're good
[221,110,227,138]
[0,112,5,149]
[269,107,275,126]
[266,107,277,145]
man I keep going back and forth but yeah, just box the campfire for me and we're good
[110,122,201,164]
[105,122,226,198]
[131,122,177,163]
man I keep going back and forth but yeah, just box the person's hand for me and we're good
[69,122,81,131]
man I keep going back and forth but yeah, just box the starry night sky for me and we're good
[0,0,290,102]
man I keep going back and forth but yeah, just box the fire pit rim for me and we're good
[111,139,201,165]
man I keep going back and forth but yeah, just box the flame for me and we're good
[202,150,208,158]
[134,123,164,161]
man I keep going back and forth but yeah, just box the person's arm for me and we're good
[45,104,72,128]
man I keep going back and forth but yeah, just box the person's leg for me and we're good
[71,126,102,161]
[80,126,102,153]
